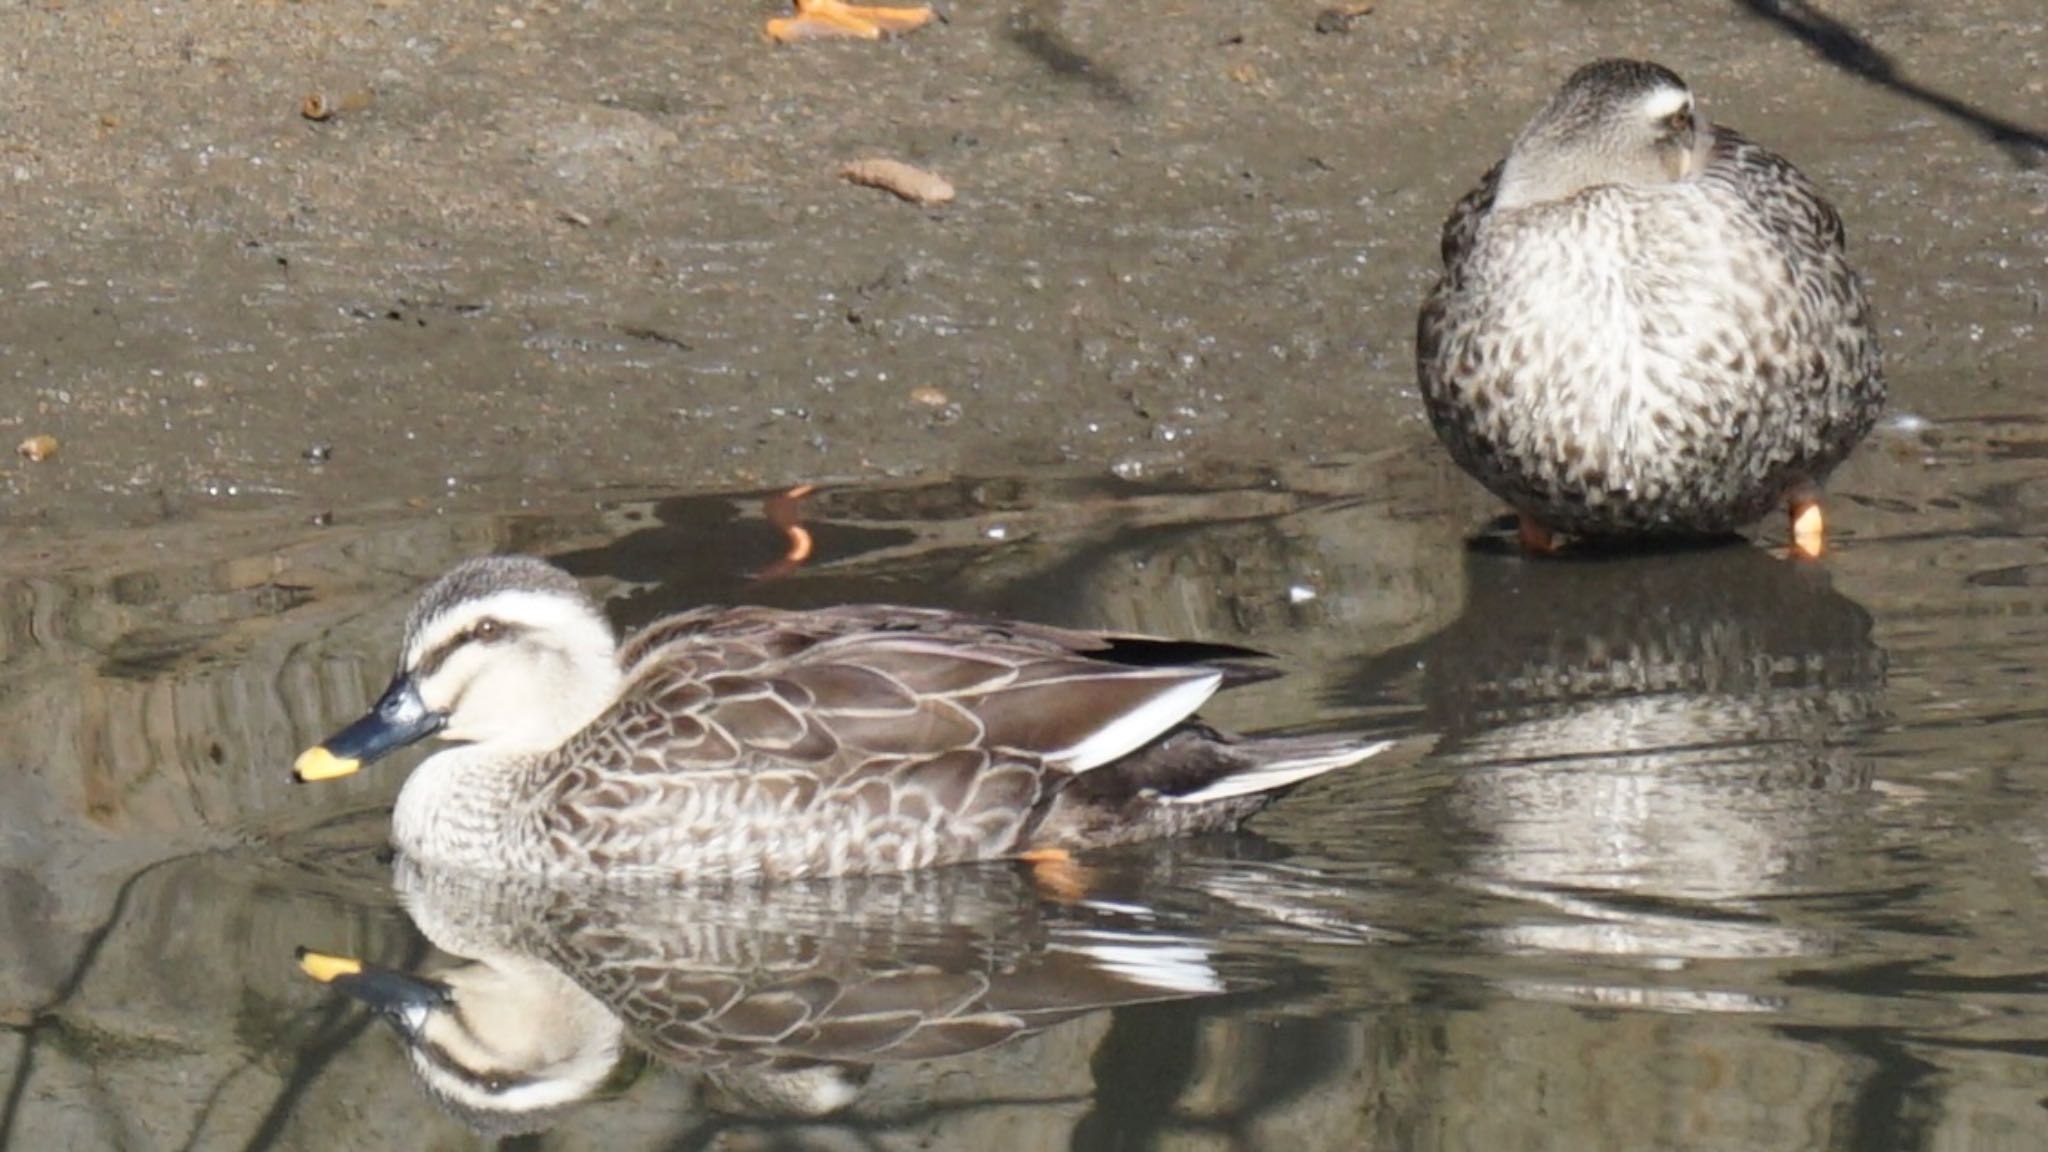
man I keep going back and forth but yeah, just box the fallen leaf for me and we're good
[840,158,955,205]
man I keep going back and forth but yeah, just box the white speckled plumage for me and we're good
[1418,59,1884,539]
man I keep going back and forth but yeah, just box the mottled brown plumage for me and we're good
[1417,59,1884,542]
[296,556,1389,879]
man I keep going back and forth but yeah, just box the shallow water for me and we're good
[8,419,2048,1150]
[4,416,2048,1139]
[0,0,2042,1142]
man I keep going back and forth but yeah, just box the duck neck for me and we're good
[393,647,623,871]
[393,743,545,870]
[1495,146,1599,212]
[496,664,624,755]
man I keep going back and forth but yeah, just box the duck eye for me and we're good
[1665,109,1694,134]
[470,618,504,643]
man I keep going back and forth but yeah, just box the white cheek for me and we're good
[439,642,567,742]
[418,653,479,714]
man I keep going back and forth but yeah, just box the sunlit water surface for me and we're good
[5,426,2048,1151]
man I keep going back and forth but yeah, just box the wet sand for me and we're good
[0,0,2039,532]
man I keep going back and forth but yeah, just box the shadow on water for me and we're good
[554,471,1374,624]
[15,431,2048,1147]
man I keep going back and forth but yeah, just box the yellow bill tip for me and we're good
[296,948,364,984]
[293,745,361,783]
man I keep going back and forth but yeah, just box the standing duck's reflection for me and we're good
[1394,545,1888,980]
[299,856,1251,1137]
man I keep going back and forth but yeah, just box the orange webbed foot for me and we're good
[767,0,933,41]
[1517,514,1562,556]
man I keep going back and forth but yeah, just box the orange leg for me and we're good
[1018,847,1093,903]
[1790,497,1826,560]
[767,0,933,41]
[1517,513,1561,556]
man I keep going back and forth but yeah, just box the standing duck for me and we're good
[292,555,1388,880]
[1416,59,1884,556]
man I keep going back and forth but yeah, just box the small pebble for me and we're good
[908,386,950,407]
[16,434,56,462]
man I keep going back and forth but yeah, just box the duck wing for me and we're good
[538,614,1238,875]
[1702,125,1849,254]
[1437,158,1504,270]
[586,625,1227,780]
[618,603,1277,685]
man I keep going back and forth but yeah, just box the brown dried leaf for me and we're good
[839,158,954,205]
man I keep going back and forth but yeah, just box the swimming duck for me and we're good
[1416,59,1884,556]
[293,555,1388,879]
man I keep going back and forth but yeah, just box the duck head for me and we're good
[1494,58,1709,211]
[294,555,623,782]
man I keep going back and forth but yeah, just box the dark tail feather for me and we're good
[1026,727,1391,852]
[1152,733,1392,805]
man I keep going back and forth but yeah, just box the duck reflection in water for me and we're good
[298,854,1283,1138]
[1369,543,1887,982]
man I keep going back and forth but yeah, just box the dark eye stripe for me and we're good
[414,636,465,679]
[413,620,522,678]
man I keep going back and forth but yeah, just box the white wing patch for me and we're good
[1052,670,1223,773]
[1162,739,1394,805]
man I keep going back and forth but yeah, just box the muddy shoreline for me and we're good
[0,0,2039,535]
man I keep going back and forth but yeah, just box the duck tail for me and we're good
[1155,734,1392,806]
[1024,726,1392,853]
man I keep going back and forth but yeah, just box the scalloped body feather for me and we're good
[339,558,1392,880]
